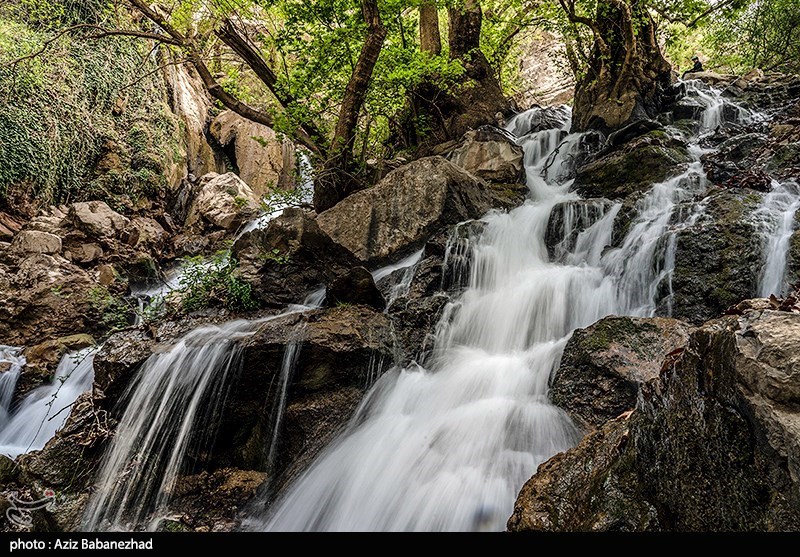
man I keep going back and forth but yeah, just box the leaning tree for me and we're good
[560,0,673,133]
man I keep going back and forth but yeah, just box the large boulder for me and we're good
[184,172,259,232]
[92,329,155,407]
[0,254,99,347]
[509,305,800,531]
[210,110,297,197]
[232,208,362,307]
[215,305,397,470]
[574,130,691,199]
[551,316,691,432]
[10,230,62,255]
[317,157,497,264]
[667,188,764,324]
[447,126,524,183]
[67,201,130,239]
[325,266,386,311]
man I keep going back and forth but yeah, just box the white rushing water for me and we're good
[0,346,26,426]
[0,348,96,458]
[82,319,264,531]
[757,179,800,296]
[248,101,726,532]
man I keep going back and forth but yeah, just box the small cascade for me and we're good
[757,180,800,296]
[265,327,306,471]
[82,320,265,531]
[371,249,425,306]
[0,346,25,426]
[682,79,753,132]
[0,348,96,458]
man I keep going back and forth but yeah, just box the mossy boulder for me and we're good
[509,307,800,532]
[574,130,691,199]
[666,188,763,324]
[551,316,690,432]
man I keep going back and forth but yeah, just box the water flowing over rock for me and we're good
[316,156,498,264]
[509,306,800,531]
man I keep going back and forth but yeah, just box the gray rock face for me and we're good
[447,126,524,183]
[317,157,496,264]
[67,201,130,239]
[668,188,764,324]
[551,316,691,431]
[210,110,297,197]
[509,306,800,532]
[10,230,62,255]
[185,172,259,232]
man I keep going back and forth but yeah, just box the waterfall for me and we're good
[245,101,727,532]
[0,348,96,458]
[82,320,263,531]
[0,346,26,427]
[757,180,800,296]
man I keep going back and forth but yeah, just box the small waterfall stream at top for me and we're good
[247,91,742,531]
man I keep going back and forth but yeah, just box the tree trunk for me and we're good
[419,1,441,55]
[570,0,672,133]
[313,0,387,213]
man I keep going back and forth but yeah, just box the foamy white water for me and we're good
[0,348,95,458]
[757,180,800,296]
[247,102,724,532]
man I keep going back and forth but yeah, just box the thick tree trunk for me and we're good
[419,1,441,55]
[569,0,672,133]
[313,0,387,213]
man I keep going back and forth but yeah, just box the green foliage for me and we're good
[88,286,133,332]
[0,3,182,206]
[174,254,259,313]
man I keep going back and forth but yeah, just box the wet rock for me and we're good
[317,157,496,264]
[232,208,361,307]
[10,230,62,255]
[607,119,663,148]
[447,126,524,183]
[507,412,657,532]
[545,199,617,261]
[270,387,364,495]
[575,130,691,199]
[217,305,396,470]
[15,393,114,531]
[92,329,154,408]
[210,110,296,196]
[667,188,764,324]
[505,105,571,137]
[510,307,800,531]
[550,316,691,432]
[325,267,386,311]
[185,172,259,232]
[166,468,268,532]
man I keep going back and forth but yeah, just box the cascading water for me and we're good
[0,348,96,458]
[0,346,26,426]
[756,179,800,296]
[246,101,729,532]
[81,318,286,531]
